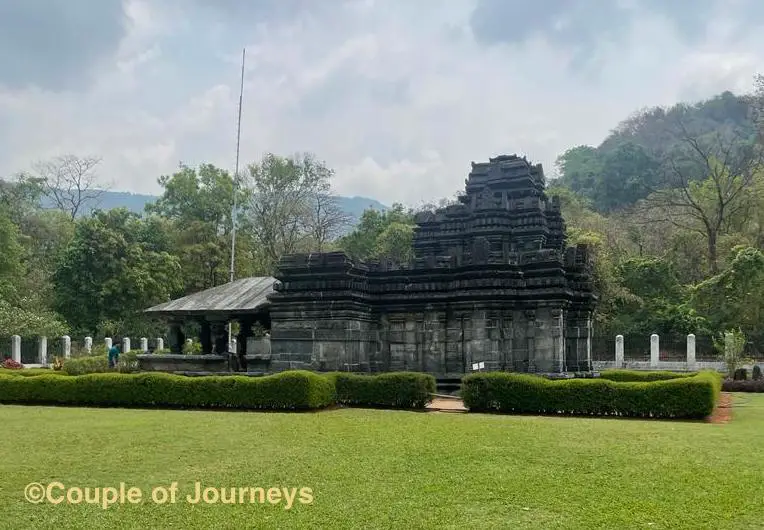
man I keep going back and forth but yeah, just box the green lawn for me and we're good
[1,396,762,529]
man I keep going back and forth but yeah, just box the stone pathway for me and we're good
[427,397,468,412]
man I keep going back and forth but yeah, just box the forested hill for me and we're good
[552,91,759,212]
[40,191,388,224]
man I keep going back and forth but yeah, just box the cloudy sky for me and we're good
[1,0,763,206]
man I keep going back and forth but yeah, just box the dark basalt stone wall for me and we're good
[267,155,597,374]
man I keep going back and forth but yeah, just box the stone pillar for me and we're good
[168,321,184,355]
[140,337,148,352]
[156,338,164,351]
[687,334,696,370]
[236,319,253,372]
[199,320,212,354]
[122,337,131,353]
[84,337,93,354]
[11,335,21,363]
[62,335,71,359]
[650,334,659,368]
[210,320,228,354]
[39,336,48,366]
[615,334,624,368]
[105,337,112,350]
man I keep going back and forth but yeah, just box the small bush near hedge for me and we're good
[333,372,436,409]
[461,371,721,419]
[599,370,695,382]
[753,365,762,381]
[0,370,334,410]
[62,352,138,375]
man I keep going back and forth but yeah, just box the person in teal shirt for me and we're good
[108,343,120,368]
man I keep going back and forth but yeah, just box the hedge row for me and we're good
[462,371,721,419]
[598,369,696,382]
[332,372,436,409]
[0,368,64,377]
[600,370,697,383]
[0,371,335,410]
[0,370,435,411]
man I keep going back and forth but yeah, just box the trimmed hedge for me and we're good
[598,370,695,382]
[333,372,436,409]
[461,371,721,419]
[0,370,334,410]
[0,368,64,377]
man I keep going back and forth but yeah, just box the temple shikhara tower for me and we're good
[267,155,597,374]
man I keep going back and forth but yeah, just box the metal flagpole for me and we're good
[228,48,245,352]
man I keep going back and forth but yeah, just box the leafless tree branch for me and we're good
[33,155,105,220]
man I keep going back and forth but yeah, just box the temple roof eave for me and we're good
[144,276,276,317]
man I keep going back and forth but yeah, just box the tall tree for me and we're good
[337,204,415,262]
[52,209,182,336]
[147,164,248,292]
[245,153,343,271]
[33,155,105,219]
[307,187,352,252]
[641,121,764,274]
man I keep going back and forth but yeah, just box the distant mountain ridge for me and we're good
[41,190,388,225]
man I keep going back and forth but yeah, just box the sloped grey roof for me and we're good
[145,277,276,316]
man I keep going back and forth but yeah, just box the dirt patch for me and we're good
[427,397,467,413]
[707,392,733,424]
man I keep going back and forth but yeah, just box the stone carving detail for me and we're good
[472,237,490,264]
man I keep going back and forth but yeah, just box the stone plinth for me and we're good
[136,354,229,373]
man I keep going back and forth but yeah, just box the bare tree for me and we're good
[307,187,351,252]
[34,155,104,220]
[640,119,764,274]
[246,153,344,270]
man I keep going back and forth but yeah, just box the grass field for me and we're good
[1,396,763,529]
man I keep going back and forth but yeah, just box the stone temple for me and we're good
[144,155,597,375]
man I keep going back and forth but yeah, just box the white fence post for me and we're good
[156,338,164,351]
[615,335,624,368]
[105,337,112,351]
[62,335,71,359]
[650,334,659,368]
[140,337,148,352]
[39,336,48,366]
[687,334,696,370]
[11,335,21,363]
[84,336,92,354]
[122,337,131,353]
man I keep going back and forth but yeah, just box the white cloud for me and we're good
[0,0,762,206]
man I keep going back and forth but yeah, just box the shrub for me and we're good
[0,370,334,410]
[753,365,763,381]
[722,379,764,392]
[2,358,22,370]
[733,368,748,381]
[183,341,202,355]
[62,352,138,376]
[461,371,721,419]
[333,372,436,409]
[0,367,61,377]
[599,370,695,382]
